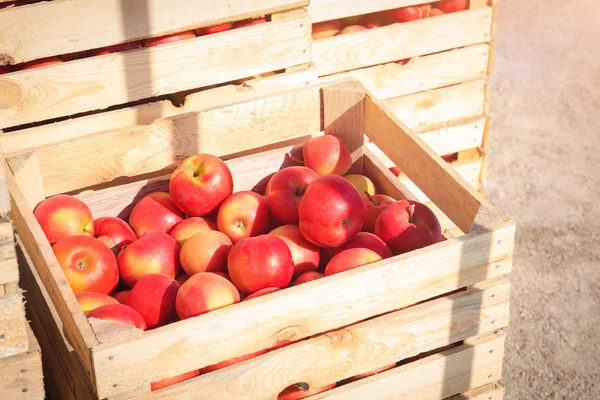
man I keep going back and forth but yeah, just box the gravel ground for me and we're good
[487,0,600,398]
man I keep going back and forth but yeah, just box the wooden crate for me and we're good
[3,79,513,399]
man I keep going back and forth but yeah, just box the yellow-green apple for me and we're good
[312,20,342,40]
[217,191,271,243]
[87,304,146,330]
[340,232,392,259]
[363,193,395,233]
[243,287,281,301]
[53,235,118,294]
[434,0,469,13]
[169,154,234,217]
[278,383,337,400]
[87,41,142,56]
[303,136,352,176]
[324,248,382,276]
[94,217,137,254]
[16,57,63,71]
[298,175,365,247]
[170,217,216,248]
[292,271,324,286]
[117,231,180,287]
[180,231,232,275]
[198,349,267,374]
[269,225,320,278]
[227,235,294,294]
[176,272,240,319]
[421,4,432,17]
[126,274,180,329]
[143,31,196,47]
[151,370,200,391]
[196,23,233,36]
[34,194,94,245]
[76,292,119,315]
[374,200,442,254]
[339,25,367,34]
[112,290,130,304]
[386,6,423,23]
[360,12,386,29]
[344,174,376,197]
[128,192,184,237]
[430,8,446,16]
[265,166,319,224]
[233,18,267,28]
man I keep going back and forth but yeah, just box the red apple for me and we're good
[340,232,392,259]
[170,217,216,248]
[151,370,200,391]
[87,304,146,330]
[421,4,432,17]
[176,272,240,320]
[341,16,363,26]
[195,23,233,36]
[389,166,402,176]
[34,195,94,245]
[374,200,442,255]
[363,193,395,233]
[112,290,130,304]
[87,41,143,57]
[94,217,137,254]
[303,136,352,176]
[15,57,63,71]
[325,248,382,276]
[60,51,88,61]
[430,8,446,16]
[233,18,267,28]
[269,225,320,278]
[312,20,342,40]
[217,191,271,243]
[180,231,232,276]
[265,166,319,225]
[243,287,281,301]
[360,12,386,29]
[278,383,337,400]
[175,274,190,286]
[126,274,180,329]
[397,58,412,65]
[169,154,234,217]
[227,235,294,294]
[117,231,180,288]
[339,25,367,35]
[292,271,324,286]
[298,175,364,248]
[198,349,267,374]
[129,192,184,237]
[434,0,469,13]
[76,292,119,316]
[53,235,118,294]
[143,31,196,47]
[386,6,423,23]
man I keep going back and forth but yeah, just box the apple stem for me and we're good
[365,191,376,205]
[408,204,416,223]
[297,184,307,196]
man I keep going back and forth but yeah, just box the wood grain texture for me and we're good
[310,0,441,23]
[384,80,487,131]
[318,44,491,100]
[0,15,311,129]
[0,0,308,65]
[133,282,509,399]
[313,8,492,76]
[0,326,44,400]
[25,87,320,197]
[0,222,18,287]
[0,291,28,358]
[448,381,505,399]
[417,117,487,156]
[310,332,506,400]
[365,96,505,232]
[363,149,417,201]
[91,224,513,397]
[5,152,45,212]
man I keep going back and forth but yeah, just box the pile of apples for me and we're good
[35,135,441,392]
[312,0,469,40]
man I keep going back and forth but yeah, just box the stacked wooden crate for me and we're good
[0,155,44,399]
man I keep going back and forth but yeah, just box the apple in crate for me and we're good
[243,287,281,301]
[170,217,215,248]
[87,304,146,330]
[112,290,130,304]
[269,225,320,278]
[386,6,423,23]
[34,194,94,245]
[339,232,392,259]
[298,175,364,248]
[363,193,395,233]
[143,31,196,47]
[198,349,267,375]
[196,22,233,36]
[53,235,118,294]
[151,370,200,391]
[265,166,318,225]
[180,231,232,275]
[434,0,469,13]
[228,235,294,294]
[339,25,367,34]
[169,154,234,217]
[87,41,142,57]
[421,4,432,17]
[16,56,63,71]
[360,12,386,29]
[60,51,88,61]
[344,174,376,196]
[375,200,442,255]
[127,274,180,329]
[325,248,382,276]
[312,20,342,40]
[217,191,271,243]
[128,192,184,237]
[278,383,337,399]
[0,65,11,75]
[176,272,240,320]
[233,18,267,28]
[94,217,137,254]
[430,8,446,16]
[292,271,324,286]
[117,231,180,287]
[76,292,119,316]
[303,136,352,176]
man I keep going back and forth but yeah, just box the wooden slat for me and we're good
[5,152,45,212]
[384,80,487,131]
[0,222,17,287]
[0,291,28,358]
[318,44,491,100]
[0,326,44,399]
[310,332,505,400]
[365,96,505,232]
[447,381,505,400]
[310,0,436,23]
[5,162,99,384]
[134,282,509,399]
[363,149,417,201]
[0,15,311,129]
[313,8,492,76]
[16,86,320,197]
[91,222,513,397]
[0,0,308,65]
[417,117,486,156]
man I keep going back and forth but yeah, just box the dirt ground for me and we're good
[487,0,600,398]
